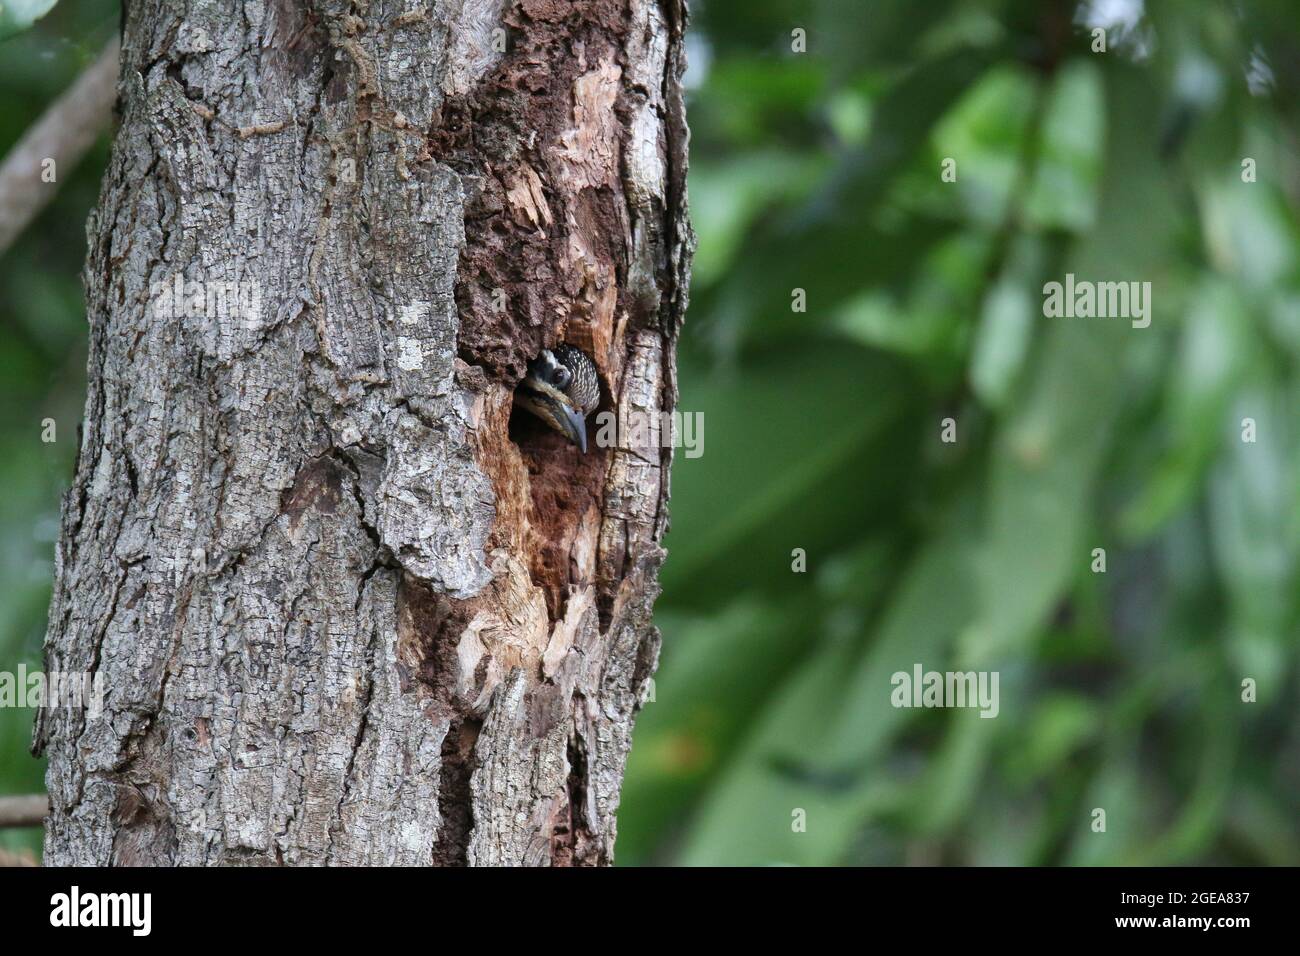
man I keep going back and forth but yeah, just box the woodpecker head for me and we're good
[514,344,600,452]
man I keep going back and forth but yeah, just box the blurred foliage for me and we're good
[1,0,1298,867]
[622,0,1300,865]
[0,1,60,42]
[0,0,118,860]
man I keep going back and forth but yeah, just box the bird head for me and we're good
[514,344,600,452]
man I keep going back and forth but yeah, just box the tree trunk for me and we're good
[35,0,690,866]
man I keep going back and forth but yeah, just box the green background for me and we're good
[2,0,1297,865]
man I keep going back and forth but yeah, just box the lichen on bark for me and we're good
[36,0,691,866]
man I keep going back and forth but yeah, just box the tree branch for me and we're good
[0,37,120,258]
[0,794,49,829]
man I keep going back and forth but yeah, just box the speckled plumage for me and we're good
[547,344,600,414]
[515,345,601,451]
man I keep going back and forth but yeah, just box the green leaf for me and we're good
[1025,60,1104,232]
[672,493,983,865]
[708,47,999,352]
[904,705,1001,836]
[690,152,827,288]
[968,234,1044,408]
[1208,391,1296,688]
[1118,280,1253,539]
[661,339,914,605]
[960,318,1124,665]
[833,232,990,370]
[922,64,1039,228]
[963,62,1187,665]
[618,597,820,864]
[1004,694,1102,786]
[672,636,903,866]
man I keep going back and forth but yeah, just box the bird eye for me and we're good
[553,366,573,389]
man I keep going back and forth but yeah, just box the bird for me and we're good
[514,344,600,452]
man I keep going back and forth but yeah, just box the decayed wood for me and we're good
[36,0,691,867]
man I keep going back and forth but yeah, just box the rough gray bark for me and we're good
[35,0,690,867]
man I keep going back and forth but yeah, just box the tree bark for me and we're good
[35,0,691,867]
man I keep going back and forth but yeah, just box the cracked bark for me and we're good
[35,0,691,867]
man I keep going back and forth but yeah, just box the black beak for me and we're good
[515,374,590,453]
[560,404,588,453]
